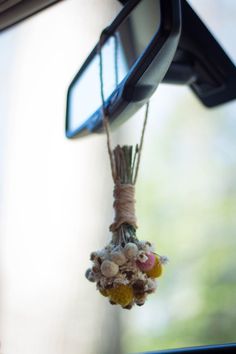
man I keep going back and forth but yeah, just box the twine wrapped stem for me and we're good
[110,146,137,233]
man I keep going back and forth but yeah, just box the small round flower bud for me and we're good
[139,241,153,252]
[101,260,119,277]
[85,269,96,282]
[146,278,157,293]
[135,292,147,306]
[123,303,133,310]
[110,251,127,265]
[132,280,146,295]
[124,243,138,259]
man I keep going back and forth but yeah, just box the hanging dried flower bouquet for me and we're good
[86,144,168,309]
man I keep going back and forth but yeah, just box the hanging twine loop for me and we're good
[98,31,149,232]
[98,31,117,182]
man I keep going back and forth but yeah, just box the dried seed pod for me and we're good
[123,270,134,281]
[132,279,146,295]
[146,279,157,294]
[110,251,127,265]
[136,299,145,306]
[104,282,114,290]
[101,260,119,277]
[124,243,138,259]
[139,241,153,252]
[135,292,147,306]
[92,265,100,273]
[123,303,133,310]
[97,257,102,265]
[90,252,97,261]
[85,269,96,282]
[109,300,116,305]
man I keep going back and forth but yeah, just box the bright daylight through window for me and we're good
[0,1,235,354]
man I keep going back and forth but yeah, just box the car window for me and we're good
[0,1,235,354]
[188,0,236,65]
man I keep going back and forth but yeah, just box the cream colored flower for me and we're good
[110,251,127,265]
[101,260,119,277]
[124,243,138,259]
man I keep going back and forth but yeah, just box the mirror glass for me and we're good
[67,0,161,133]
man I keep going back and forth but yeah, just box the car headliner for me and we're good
[0,0,62,32]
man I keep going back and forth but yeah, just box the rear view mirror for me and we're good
[66,0,181,138]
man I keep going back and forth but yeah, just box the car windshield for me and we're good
[0,1,236,354]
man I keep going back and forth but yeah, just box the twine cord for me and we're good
[110,183,137,232]
[133,101,149,184]
[98,32,117,182]
[98,31,149,232]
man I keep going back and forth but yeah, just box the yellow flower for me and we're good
[107,285,133,307]
[145,255,162,278]
[99,289,109,297]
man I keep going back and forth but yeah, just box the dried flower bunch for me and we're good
[86,145,168,309]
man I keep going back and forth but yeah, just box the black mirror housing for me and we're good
[66,0,181,138]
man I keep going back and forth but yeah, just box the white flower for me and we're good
[138,241,153,253]
[137,250,148,263]
[101,260,119,277]
[110,251,127,265]
[124,243,139,259]
[146,278,157,293]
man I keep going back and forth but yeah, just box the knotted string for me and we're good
[98,31,149,231]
